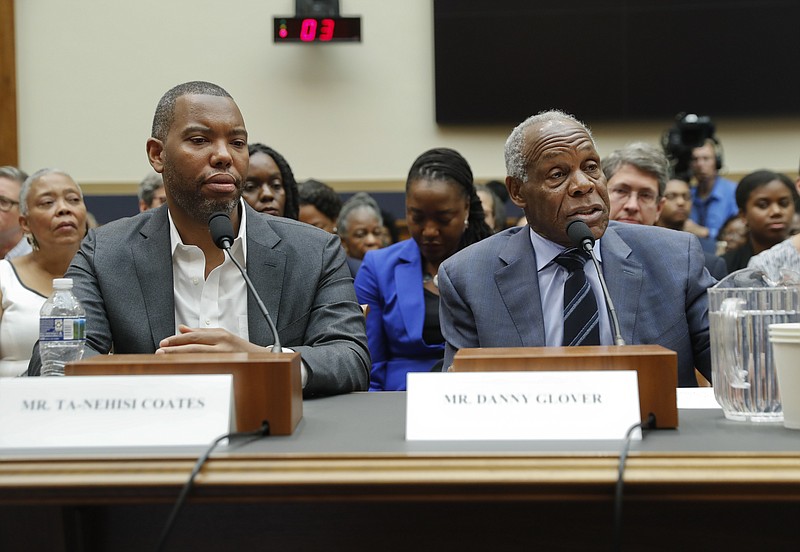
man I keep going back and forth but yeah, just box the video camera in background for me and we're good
[661,113,716,182]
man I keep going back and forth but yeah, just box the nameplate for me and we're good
[0,375,234,448]
[406,371,641,440]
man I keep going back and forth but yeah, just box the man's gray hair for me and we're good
[138,172,164,205]
[504,110,594,182]
[20,168,81,216]
[0,165,28,184]
[602,142,670,198]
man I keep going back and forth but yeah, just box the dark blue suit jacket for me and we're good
[439,222,713,387]
[355,239,444,390]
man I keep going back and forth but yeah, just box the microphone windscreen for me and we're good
[208,212,235,249]
[566,220,595,249]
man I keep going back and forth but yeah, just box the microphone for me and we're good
[208,212,282,353]
[566,220,626,346]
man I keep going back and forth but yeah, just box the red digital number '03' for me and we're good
[300,18,335,41]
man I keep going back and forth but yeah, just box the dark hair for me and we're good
[247,143,299,220]
[298,179,343,221]
[475,184,507,233]
[405,147,492,249]
[152,81,232,141]
[735,170,798,212]
[484,179,509,204]
[380,209,400,245]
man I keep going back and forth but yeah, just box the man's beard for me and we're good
[165,169,242,223]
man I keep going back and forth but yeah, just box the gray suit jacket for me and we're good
[33,203,369,397]
[438,221,713,387]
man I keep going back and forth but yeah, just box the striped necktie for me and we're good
[554,248,601,346]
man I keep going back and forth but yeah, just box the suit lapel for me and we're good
[245,207,285,347]
[495,228,547,347]
[598,225,642,344]
[132,207,176,349]
[395,240,426,341]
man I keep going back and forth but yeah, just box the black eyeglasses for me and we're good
[0,195,20,212]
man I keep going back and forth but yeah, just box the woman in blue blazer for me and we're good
[355,148,492,390]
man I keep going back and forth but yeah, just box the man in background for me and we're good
[0,166,31,259]
[658,177,727,279]
[603,144,727,280]
[685,138,738,253]
[603,142,666,226]
[138,172,167,212]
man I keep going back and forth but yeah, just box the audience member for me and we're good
[657,177,727,280]
[485,179,511,229]
[1,169,87,377]
[355,148,491,391]
[438,110,713,386]
[380,209,400,247]
[476,184,506,233]
[722,170,796,273]
[658,178,692,231]
[0,166,32,259]
[717,214,749,254]
[747,162,800,280]
[243,143,299,220]
[686,138,738,253]
[603,142,666,226]
[298,179,342,233]
[138,172,167,212]
[27,81,369,396]
[602,144,725,280]
[337,192,384,277]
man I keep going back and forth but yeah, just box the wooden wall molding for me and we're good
[0,0,17,167]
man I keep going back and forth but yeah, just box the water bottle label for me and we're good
[40,318,86,341]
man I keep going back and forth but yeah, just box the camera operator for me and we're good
[686,138,738,253]
[662,114,738,254]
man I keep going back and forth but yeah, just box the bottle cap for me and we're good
[52,278,73,289]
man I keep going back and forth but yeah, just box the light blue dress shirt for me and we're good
[529,228,613,346]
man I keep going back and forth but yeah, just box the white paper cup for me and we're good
[770,324,800,430]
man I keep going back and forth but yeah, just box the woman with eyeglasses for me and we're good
[0,169,88,377]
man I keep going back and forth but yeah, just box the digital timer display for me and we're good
[273,17,361,43]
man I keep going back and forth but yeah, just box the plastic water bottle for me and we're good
[39,278,86,377]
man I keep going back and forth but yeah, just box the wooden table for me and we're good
[2,392,799,551]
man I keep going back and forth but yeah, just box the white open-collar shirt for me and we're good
[169,201,249,339]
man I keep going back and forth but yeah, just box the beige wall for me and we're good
[15,0,800,189]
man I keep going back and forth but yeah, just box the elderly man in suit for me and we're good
[28,81,369,396]
[438,110,713,387]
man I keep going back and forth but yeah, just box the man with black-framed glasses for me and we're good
[0,166,31,260]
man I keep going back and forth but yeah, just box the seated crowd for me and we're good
[2,81,799,395]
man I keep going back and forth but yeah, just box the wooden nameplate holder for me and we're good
[65,352,302,435]
[452,345,678,428]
